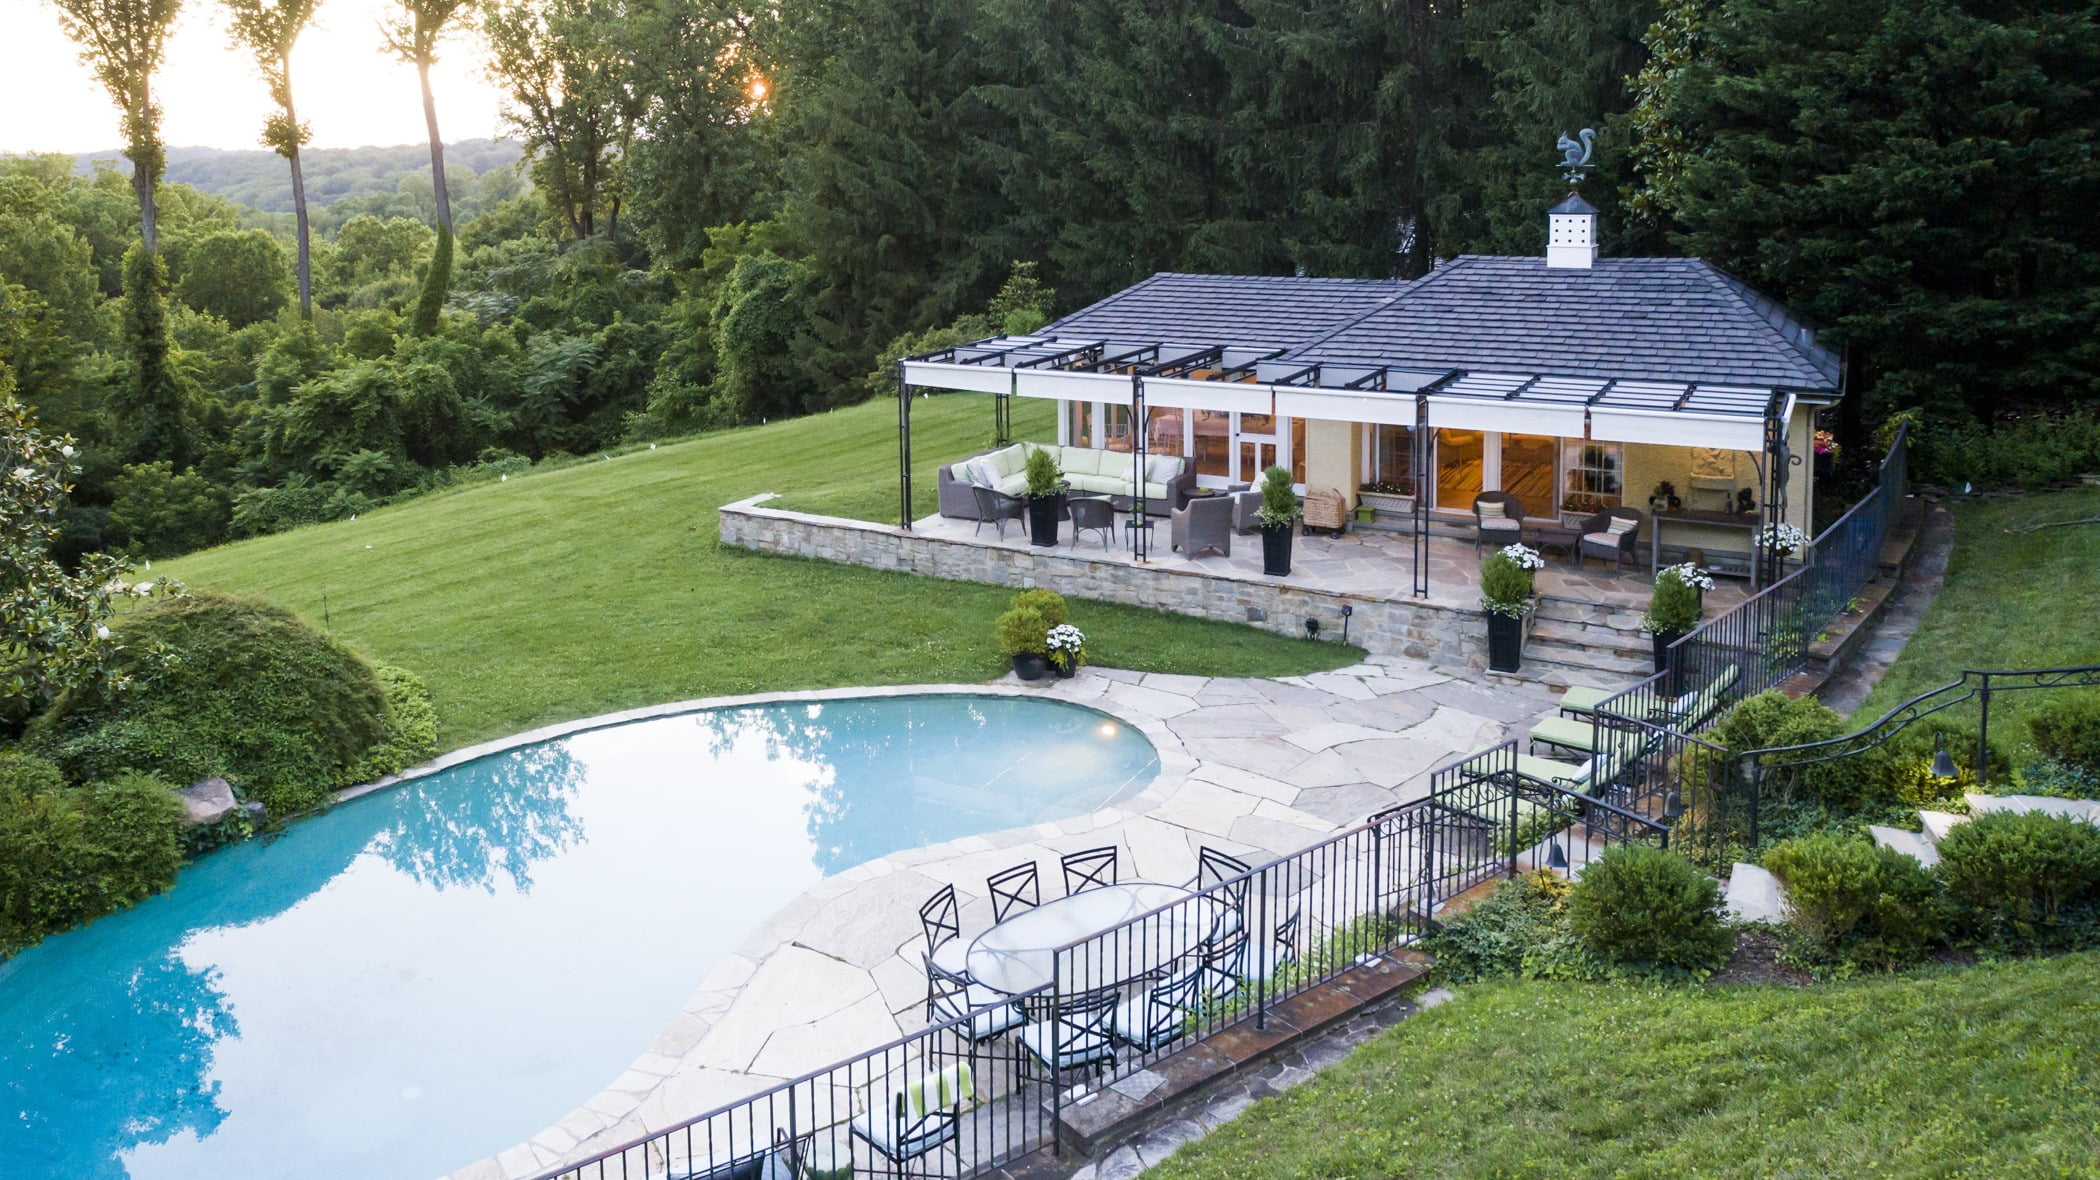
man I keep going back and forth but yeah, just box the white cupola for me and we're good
[1546,191,1598,269]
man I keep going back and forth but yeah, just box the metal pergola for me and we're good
[898,333,1809,597]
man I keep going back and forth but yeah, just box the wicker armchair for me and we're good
[1170,495,1234,558]
[1578,507,1645,571]
[1472,491,1527,555]
[970,484,1025,540]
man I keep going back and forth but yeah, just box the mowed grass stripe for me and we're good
[167,395,1359,749]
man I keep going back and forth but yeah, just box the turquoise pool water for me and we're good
[0,694,1156,1180]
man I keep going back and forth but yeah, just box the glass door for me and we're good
[1434,429,1484,509]
[1235,412,1280,483]
[1500,434,1558,519]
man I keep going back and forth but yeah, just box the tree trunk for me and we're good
[419,58,452,231]
[129,79,160,254]
[285,56,313,317]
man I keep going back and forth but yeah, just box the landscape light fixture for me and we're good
[1663,789,1685,820]
[1305,617,1322,639]
[1546,840,1569,871]
[1930,731,1959,780]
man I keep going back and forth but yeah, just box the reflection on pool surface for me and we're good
[0,694,1158,1180]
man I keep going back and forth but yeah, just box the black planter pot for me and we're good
[1260,523,1294,576]
[1814,451,1833,478]
[1651,629,1687,694]
[1053,659,1077,679]
[1027,496,1062,546]
[1487,612,1524,672]
[1011,652,1050,681]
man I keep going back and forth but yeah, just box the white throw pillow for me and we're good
[964,457,999,488]
[1606,516,1639,536]
[1478,502,1506,521]
[1147,454,1182,482]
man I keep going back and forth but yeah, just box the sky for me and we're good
[0,0,508,154]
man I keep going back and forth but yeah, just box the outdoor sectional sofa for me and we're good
[937,443,1197,521]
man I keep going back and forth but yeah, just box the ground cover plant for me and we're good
[1146,951,2100,1179]
[165,394,1361,750]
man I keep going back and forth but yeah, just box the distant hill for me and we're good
[69,140,525,213]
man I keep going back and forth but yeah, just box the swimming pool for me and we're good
[0,693,1157,1180]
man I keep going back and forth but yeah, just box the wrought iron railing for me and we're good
[529,763,1620,1180]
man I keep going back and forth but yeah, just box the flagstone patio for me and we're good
[448,661,1564,1180]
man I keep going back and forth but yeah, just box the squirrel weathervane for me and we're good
[1557,128,1597,185]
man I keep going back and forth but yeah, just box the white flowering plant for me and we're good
[1045,623,1088,671]
[1756,523,1809,556]
[1658,562,1715,592]
[1499,543,1546,571]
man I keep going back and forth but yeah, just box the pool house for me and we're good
[896,192,1840,595]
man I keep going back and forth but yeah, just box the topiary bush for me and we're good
[0,752,185,954]
[2029,693,2100,772]
[1934,811,2100,949]
[1762,831,1941,970]
[1566,845,1734,975]
[28,593,399,817]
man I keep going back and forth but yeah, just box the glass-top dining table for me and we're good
[965,882,1225,995]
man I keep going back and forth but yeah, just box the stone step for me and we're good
[1529,619,1651,658]
[1918,809,1969,844]
[1518,642,1656,679]
[1723,863,1787,924]
[1534,596,1645,631]
[1964,793,2100,823]
[1870,824,1941,868]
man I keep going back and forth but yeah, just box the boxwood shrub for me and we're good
[0,752,185,955]
[2029,693,2100,772]
[1934,811,2100,949]
[1566,845,1734,975]
[1762,831,1941,970]
[28,593,400,816]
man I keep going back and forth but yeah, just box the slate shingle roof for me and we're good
[1290,255,1840,391]
[1044,272,1409,353]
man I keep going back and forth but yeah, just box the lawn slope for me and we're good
[1153,952,2100,1179]
[166,395,1358,750]
[1855,487,2100,748]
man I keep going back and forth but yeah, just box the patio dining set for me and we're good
[845,843,1303,1175]
[971,482,1269,559]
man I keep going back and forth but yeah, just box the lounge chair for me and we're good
[1555,685,1616,716]
[667,1129,808,1180]
[1472,491,1526,555]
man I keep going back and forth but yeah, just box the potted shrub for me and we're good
[1023,446,1065,547]
[1256,465,1298,576]
[1046,623,1087,678]
[1642,564,1707,686]
[995,588,1068,680]
[1479,543,1543,672]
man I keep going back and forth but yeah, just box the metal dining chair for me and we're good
[1112,966,1206,1054]
[1170,924,1249,1008]
[1190,846,1252,939]
[923,953,1024,1043]
[850,1061,970,1179]
[1016,988,1120,1085]
[1060,846,1119,896]
[918,883,966,976]
[986,861,1041,922]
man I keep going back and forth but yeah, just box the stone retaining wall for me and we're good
[719,495,1487,667]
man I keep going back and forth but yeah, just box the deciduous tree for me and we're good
[222,0,323,315]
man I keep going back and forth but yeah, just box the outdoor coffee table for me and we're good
[965,882,1222,996]
[1531,524,1582,566]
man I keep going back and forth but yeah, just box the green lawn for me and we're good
[1152,952,2100,1179]
[164,394,1357,751]
[1854,487,2100,748]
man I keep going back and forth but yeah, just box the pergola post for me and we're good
[1130,372,1150,562]
[1761,398,1789,585]
[1413,393,1431,598]
[896,362,913,530]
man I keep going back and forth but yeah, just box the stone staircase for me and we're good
[1723,793,2100,920]
[1518,595,1654,687]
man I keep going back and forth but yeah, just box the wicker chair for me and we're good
[1578,507,1645,571]
[1472,491,1527,555]
[1170,495,1234,558]
[1067,496,1115,549]
[969,484,1025,540]
[1226,483,1262,534]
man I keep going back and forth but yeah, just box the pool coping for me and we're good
[416,664,1557,1180]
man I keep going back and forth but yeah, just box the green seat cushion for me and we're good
[991,446,1027,479]
[995,473,1029,496]
[1069,473,1124,495]
[1142,480,1173,501]
[1557,685,1614,714]
[1529,715,1598,753]
[1060,447,1102,477]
